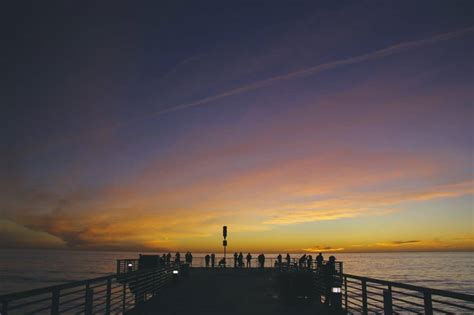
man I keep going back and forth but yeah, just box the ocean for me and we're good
[0,249,473,296]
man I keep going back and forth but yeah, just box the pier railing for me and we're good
[116,257,343,271]
[0,265,178,315]
[3,257,473,314]
[340,274,474,314]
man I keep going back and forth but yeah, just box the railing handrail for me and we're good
[1,265,178,315]
[0,266,163,302]
[343,273,474,302]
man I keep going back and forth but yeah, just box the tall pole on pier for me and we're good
[223,226,227,268]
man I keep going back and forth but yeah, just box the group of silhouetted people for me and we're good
[204,253,216,268]
[156,251,194,266]
[156,251,333,274]
[159,252,172,265]
[272,252,325,271]
[233,252,244,268]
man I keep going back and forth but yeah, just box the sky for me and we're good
[0,1,473,253]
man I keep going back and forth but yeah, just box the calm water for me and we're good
[0,249,473,295]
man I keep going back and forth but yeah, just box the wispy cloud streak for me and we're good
[148,26,474,117]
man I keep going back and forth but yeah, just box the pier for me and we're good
[1,255,473,314]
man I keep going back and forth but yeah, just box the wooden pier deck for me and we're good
[127,268,333,315]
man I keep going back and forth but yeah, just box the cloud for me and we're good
[0,219,65,249]
[139,26,474,119]
[391,240,420,245]
[5,145,471,251]
[376,240,436,248]
[262,180,473,225]
[302,246,345,253]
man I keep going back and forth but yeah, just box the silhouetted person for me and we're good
[211,253,216,268]
[246,253,252,268]
[299,254,306,269]
[161,254,166,266]
[166,252,171,265]
[277,254,282,268]
[316,252,324,270]
[258,253,265,269]
[307,255,313,270]
[218,257,226,268]
[175,252,181,264]
[187,252,193,266]
[238,252,243,268]
[205,254,210,267]
[323,256,337,305]
[234,252,238,268]
[286,253,291,268]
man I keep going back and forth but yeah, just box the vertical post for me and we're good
[85,288,93,315]
[2,300,8,315]
[105,279,111,315]
[51,289,60,315]
[134,270,140,306]
[152,269,156,295]
[424,291,433,315]
[383,289,393,315]
[122,283,126,312]
[223,225,227,268]
[344,277,348,314]
[362,279,368,315]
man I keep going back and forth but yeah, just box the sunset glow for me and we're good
[1,1,473,254]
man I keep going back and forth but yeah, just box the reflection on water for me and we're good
[0,249,472,295]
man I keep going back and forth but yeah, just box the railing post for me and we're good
[362,279,368,315]
[424,291,433,315]
[134,270,140,306]
[152,269,157,295]
[344,276,348,314]
[122,282,127,312]
[383,289,393,315]
[51,289,60,315]
[105,279,111,315]
[2,300,8,315]
[85,288,93,315]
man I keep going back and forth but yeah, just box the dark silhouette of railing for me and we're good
[0,265,178,315]
[340,273,474,314]
[2,257,473,314]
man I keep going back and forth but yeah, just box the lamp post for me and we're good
[223,226,227,268]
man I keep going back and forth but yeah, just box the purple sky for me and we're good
[1,1,473,252]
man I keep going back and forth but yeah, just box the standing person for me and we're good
[316,252,324,270]
[211,253,216,268]
[161,253,166,266]
[188,252,193,266]
[238,252,244,268]
[175,252,181,264]
[299,254,306,269]
[277,254,282,266]
[258,253,265,269]
[286,253,291,267]
[166,252,171,265]
[233,252,238,268]
[205,254,210,268]
[246,253,252,268]
[307,255,313,270]
[323,256,337,306]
